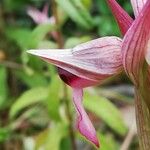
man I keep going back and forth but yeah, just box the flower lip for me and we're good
[73,88,100,148]
[27,36,122,149]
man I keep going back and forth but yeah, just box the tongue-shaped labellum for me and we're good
[73,88,99,147]
[27,36,122,148]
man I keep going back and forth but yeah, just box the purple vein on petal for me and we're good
[122,0,150,84]
[27,36,122,82]
[130,0,147,17]
[72,88,100,148]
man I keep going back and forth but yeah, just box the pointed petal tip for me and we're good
[73,88,100,148]
[95,139,100,148]
[79,128,100,148]
[85,132,100,148]
[27,50,43,57]
[91,136,100,148]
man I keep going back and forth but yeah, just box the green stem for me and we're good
[135,91,150,150]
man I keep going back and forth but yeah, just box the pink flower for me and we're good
[28,37,122,148]
[27,4,55,25]
[27,0,150,148]
[27,3,58,40]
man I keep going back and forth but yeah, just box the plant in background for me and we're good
[27,0,150,149]
[27,3,58,41]
[27,3,55,25]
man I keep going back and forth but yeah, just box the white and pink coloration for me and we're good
[27,4,55,24]
[27,3,58,40]
[28,37,122,82]
[28,36,123,147]
[130,0,147,17]
[27,0,150,148]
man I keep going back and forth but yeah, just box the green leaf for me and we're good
[10,87,48,118]
[38,40,58,49]
[60,137,71,150]
[46,76,62,121]
[15,70,48,88]
[35,123,67,150]
[0,128,10,142]
[4,11,55,50]
[98,16,120,36]
[81,0,92,9]
[71,0,94,26]
[64,36,91,48]
[84,90,127,136]
[96,0,110,15]
[98,133,119,150]
[29,24,56,48]
[56,0,93,29]
[0,66,8,108]
[5,27,31,50]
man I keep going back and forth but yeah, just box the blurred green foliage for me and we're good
[0,0,137,150]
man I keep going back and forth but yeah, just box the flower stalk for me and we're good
[135,91,150,150]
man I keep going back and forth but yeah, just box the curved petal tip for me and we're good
[73,88,100,148]
[77,116,100,148]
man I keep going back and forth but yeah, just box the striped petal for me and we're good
[122,0,150,84]
[130,0,147,17]
[27,36,122,82]
[107,0,133,35]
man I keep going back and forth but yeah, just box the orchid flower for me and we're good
[27,3,55,25]
[27,3,58,40]
[28,37,122,147]
[27,0,150,148]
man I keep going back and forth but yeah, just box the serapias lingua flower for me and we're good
[27,0,150,148]
[28,36,122,148]
[27,3,55,25]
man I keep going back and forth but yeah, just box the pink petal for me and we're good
[73,88,99,147]
[122,0,150,84]
[27,36,122,82]
[107,0,133,35]
[130,0,147,17]
[27,6,51,24]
